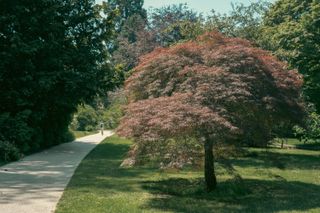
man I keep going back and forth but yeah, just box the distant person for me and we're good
[100,122,104,135]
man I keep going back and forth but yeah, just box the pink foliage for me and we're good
[118,31,305,154]
[117,93,238,142]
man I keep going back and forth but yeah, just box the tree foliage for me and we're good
[294,111,320,143]
[0,0,116,161]
[117,32,305,191]
[112,3,204,74]
[205,1,271,43]
[149,4,203,47]
[112,14,156,72]
[71,105,99,132]
[102,89,126,129]
[261,0,320,112]
[107,0,146,30]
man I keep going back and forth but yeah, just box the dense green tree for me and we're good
[111,3,204,74]
[107,0,146,30]
[293,110,320,142]
[112,14,156,72]
[205,1,271,44]
[106,0,148,73]
[0,0,116,160]
[149,4,203,47]
[72,105,99,131]
[261,0,320,112]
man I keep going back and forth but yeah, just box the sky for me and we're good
[96,0,275,15]
[144,0,274,15]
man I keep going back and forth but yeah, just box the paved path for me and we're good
[0,131,113,213]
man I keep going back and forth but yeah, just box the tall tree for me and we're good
[149,4,203,47]
[111,3,204,74]
[106,0,148,73]
[107,0,146,30]
[205,1,271,44]
[112,14,156,72]
[0,0,116,160]
[117,32,305,191]
[261,0,320,112]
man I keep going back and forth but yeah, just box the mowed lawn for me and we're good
[55,136,320,213]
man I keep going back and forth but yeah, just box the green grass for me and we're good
[72,130,99,138]
[56,136,320,213]
[275,138,320,150]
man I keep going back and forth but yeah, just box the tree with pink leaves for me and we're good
[117,32,305,191]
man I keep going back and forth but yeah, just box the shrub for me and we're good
[103,89,126,129]
[63,130,75,143]
[72,105,99,131]
[294,112,320,143]
[0,137,21,162]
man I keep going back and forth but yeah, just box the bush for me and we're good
[63,130,75,143]
[103,89,126,129]
[71,105,99,131]
[0,111,34,161]
[0,137,21,162]
[294,112,320,143]
[103,105,124,129]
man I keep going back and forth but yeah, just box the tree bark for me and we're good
[204,140,217,192]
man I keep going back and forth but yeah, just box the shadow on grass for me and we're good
[296,142,320,150]
[141,177,320,213]
[60,136,320,212]
[65,138,157,193]
[233,149,320,170]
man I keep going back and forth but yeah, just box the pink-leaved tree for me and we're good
[117,32,305,191]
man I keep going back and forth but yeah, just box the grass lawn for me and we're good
[56,136,320,213]
[72,130,99,138]
[274,138,320,150]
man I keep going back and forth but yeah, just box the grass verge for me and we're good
[56,136,320,213]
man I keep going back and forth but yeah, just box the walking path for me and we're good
[0,131,113,213]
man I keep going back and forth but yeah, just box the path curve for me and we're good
[0,131,113,213]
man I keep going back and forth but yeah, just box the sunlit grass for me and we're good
[273,138,320,150]
[56,135,320,213]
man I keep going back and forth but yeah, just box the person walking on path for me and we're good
[100,121,104,135]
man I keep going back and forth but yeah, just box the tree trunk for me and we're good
[204,140,217,192]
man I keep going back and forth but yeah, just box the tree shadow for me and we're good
[141,177,320,213]
[64,141,156,194]
[295,142,320,150]
[232,149,320,170]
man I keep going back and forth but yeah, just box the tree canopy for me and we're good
[117,32,305,191]
[206,1,271,43]
[108,0,146,29]
[0,0,116,160]
[261,0,320,112]
[149,4,203,47]
[111,3,204,73]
